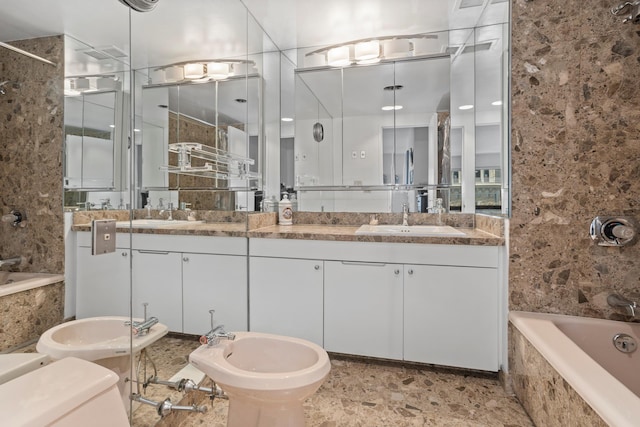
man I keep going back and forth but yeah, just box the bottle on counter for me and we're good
[279,194,293,225]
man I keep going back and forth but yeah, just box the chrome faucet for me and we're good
[125,302,159,335]
[402,203,409,226]
[0,256,22,268]
[607,293,638,317]
[160,202,174,221]
[200,310,236,346]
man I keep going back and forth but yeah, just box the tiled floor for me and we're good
[130,336,534,427]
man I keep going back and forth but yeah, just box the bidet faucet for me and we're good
[402,203,409,226]
[607,293,638,317]
[200,309,236,346]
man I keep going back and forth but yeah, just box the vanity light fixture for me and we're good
[149,59,254,85]
[491,100,503,106]
[184,63,205,79]
[164,66,184,82]
[73,77,90,91]
[327,45,351,67]
[383,39,412,59]
[459,104,474,110]
[207,62,231,80]
[354,40,380,64]
[305,33,439,68]
[381,105,403,111]
[281,117,294,122]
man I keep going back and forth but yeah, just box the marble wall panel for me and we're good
[0,36,64,274]
[510,0,640,319]
[0,282,64,351]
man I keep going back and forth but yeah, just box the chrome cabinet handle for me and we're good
[314,265,320,270]
[394,269,400,275]
[121,252,128,257]
[183,257,189,262]
[137,250,170,255]
[408,269,414,275]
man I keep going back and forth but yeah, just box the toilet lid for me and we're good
[0,353,50,385]
[0,357,120,426]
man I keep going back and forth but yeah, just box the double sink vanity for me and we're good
[69,210,506,372]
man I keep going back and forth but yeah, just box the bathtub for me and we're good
[509,311,640,427]
[0,272,64,298]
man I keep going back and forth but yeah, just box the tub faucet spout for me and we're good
[607,293,637,317]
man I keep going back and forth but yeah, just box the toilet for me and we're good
[0,353,50,385]
[189,331,331,427]
[0,356,129,426]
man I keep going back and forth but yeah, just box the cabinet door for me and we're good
[324,261,403,360]
[132,250,183,332]
[404,264,498,371]
[249,257,323,346]
[182,253,248,335]
[76,246,130,318]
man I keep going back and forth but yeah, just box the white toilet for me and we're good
[0,353,50,385]
[189,331,331,427]
[0,356,129,426]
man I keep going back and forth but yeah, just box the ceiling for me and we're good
[0,0,508,127]
[0,0,507,69]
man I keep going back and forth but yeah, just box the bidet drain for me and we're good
[613,333,637,353]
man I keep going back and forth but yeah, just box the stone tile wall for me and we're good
[510,0,640,319]
[0,36,64,274]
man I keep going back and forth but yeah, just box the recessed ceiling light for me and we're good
[281,117,293,122]
[458,104,474,110]
[382,105,403,111]
[491,100,503,106]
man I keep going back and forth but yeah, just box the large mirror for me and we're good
[293,55,450,212]
[139,73,261,211]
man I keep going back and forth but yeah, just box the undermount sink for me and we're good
[355,224,466,237]
[115,219,203,229]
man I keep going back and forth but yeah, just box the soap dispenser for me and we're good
[279,194,293,225]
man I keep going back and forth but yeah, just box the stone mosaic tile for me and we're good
[508,325,607,427]
[130,337,533,427]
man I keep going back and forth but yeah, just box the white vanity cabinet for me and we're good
[403,264,499,371]
[324,261,403,359]
[249,256,323,346]
[131,249,183,332]
[182,252,247,335]
[76,245,130,318]
[75,232,248,334]
[249,238,503,371]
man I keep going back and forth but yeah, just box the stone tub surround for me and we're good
[70,211,504,245]
[0,280,64,351]
[510,1,640,317]
[508,324,606,427]
[0,35,65,275]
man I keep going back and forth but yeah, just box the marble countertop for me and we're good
[72,221,503,246]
